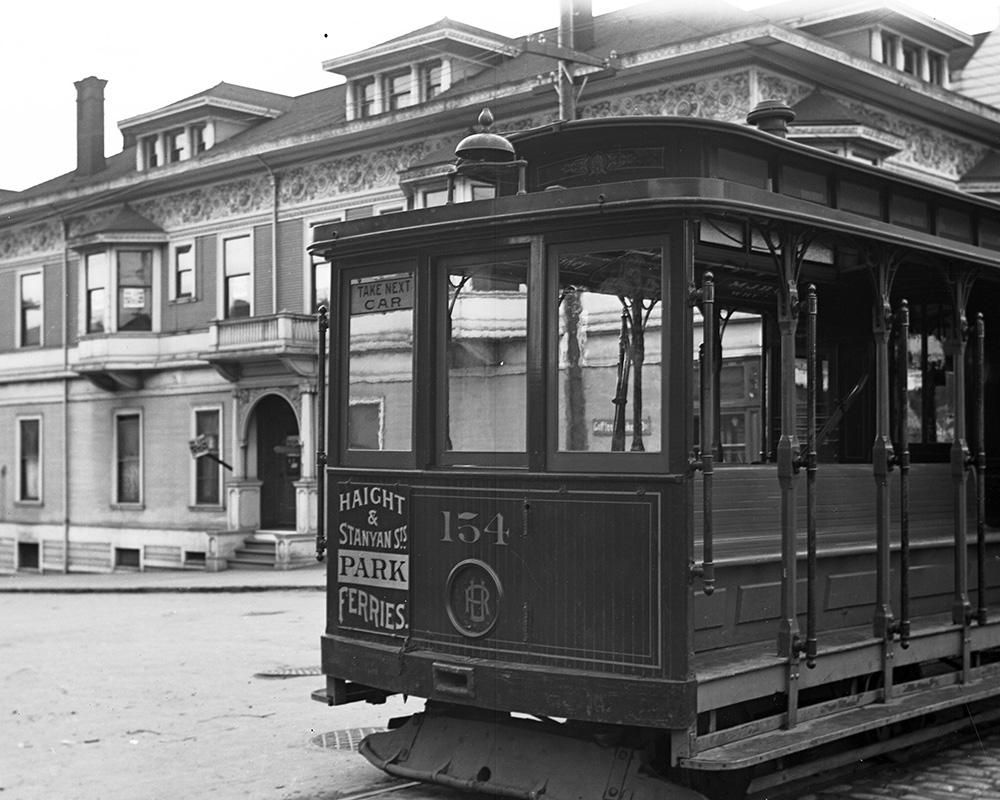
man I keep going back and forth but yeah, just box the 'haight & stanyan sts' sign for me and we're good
[336,484,410,635]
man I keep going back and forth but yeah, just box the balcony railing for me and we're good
[211,313,318,351]
[203,312,320,381]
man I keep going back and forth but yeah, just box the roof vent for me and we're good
[746,100,796,138]
[455,108,515,163]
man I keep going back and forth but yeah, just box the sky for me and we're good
[2,0,997,193]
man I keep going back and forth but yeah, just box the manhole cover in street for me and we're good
[312,727,382,750]
[254,665,323,678]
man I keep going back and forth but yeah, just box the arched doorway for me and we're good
[255,394,300,530]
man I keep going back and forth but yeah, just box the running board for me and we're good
[360,709,706,800]
[684,667,1000,771]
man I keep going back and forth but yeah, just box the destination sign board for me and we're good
[350,275,414,315]
[336,483,410,635]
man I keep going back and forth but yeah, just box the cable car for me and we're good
[309,106,1000,799]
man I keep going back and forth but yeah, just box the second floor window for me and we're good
[85,252,109,333]
[19,271,42,347]
[117,250,153,331]
[223,235,252,318]
[174,244,194,298]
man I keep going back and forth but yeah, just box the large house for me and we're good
[2,0,1000,573]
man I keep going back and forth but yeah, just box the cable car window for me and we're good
[906,302,954,448]
[557,247,662,453]
[442,251,528,454]
[347,272,414,452]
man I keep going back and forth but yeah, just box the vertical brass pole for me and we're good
[975,313,987,625]
[947,298,972,627]
[776,241,801,659]
[775,236,802,729]
[898,300,911,647]
[701,274,716,595]
[805,286,818,667]
[315,305,329,561]
[872,281,896,642]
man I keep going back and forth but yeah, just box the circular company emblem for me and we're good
[445,559,503,638]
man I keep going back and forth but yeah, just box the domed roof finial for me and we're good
[455,108,515,163]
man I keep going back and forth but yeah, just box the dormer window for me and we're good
[353,78,376,119]
[166,129,186,163]
[386,69,412,111]
[142,135,159,169]
[191,124,207,154]
[422,60,443,101]
[874,29,948,86]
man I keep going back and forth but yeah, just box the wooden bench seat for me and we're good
[693,463,980,561]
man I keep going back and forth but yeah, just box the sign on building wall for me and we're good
[336,483,410,635]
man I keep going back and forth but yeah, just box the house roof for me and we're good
[4,0,1000,211]
[118,81,294,134]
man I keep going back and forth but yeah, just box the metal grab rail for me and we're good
[804,286,818,668]
[691,273,715,596]
[896,300,911,647]
[975,313,988,625]
[315,305,329,562]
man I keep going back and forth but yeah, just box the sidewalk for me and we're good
[0,562,327,593]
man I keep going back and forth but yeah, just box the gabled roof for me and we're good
[70,203,167,248]
[322,18,519,79]
[791,91,861,124]
[118,81,293,134]
[451,0,768,96]
[757,0,974,50]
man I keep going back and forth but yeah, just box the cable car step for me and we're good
[683,670,1000,770]
[360,706,707,800]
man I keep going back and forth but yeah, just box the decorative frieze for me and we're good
[837,97,987,180]
[133,175,272,229]
[581,71,752,122]
[0,220,62,262]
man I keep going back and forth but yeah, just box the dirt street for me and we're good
[1,590,417,799]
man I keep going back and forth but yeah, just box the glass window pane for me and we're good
[347,273,414,451]
[86,252,108,333]
[118,250,152,331]
[224,236,251,318]
[558,247,662,452]
[20,273,42,346]
[176,245,194,297]
[227,275,252,318]
[116,414,141,503]
[19,419,40,501]
[444,253,527,452]
[224,236,251,276]
[313,261,330,311]
[195,410,221,505]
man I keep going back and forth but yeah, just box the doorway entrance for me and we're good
[255,394,300,529]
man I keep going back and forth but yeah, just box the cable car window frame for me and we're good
[435,246,531,468]
[547,234,672,473]
[337,259,418,469]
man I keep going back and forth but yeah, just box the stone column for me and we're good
[295,385,318,535]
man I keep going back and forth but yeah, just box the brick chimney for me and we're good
[75,76,108,176]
